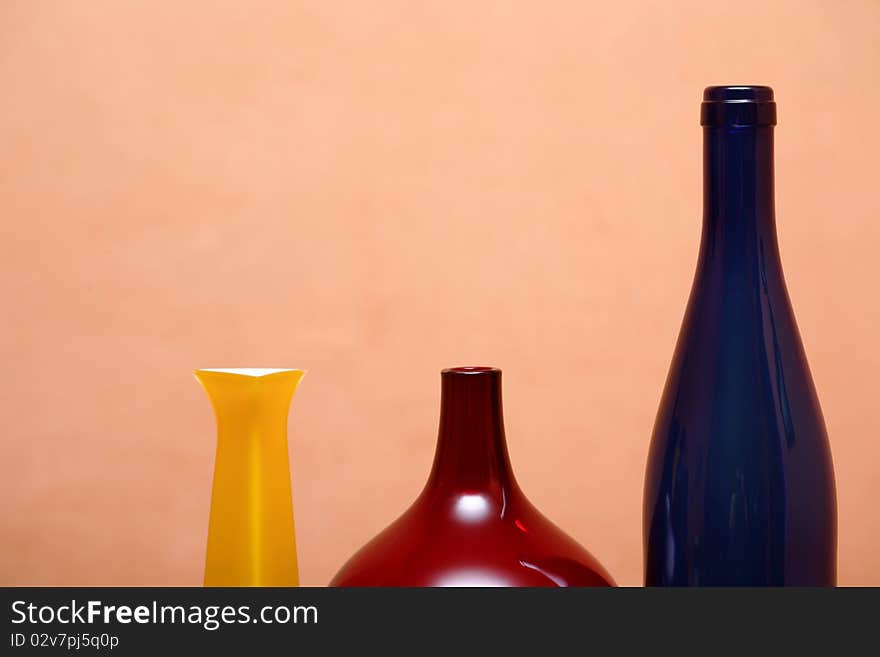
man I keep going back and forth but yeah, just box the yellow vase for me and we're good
[194,368,305,587]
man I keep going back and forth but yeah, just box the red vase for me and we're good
[331,367,615,586]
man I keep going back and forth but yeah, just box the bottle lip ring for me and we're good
[701,86,777,127]
[703,85,775,103]
[442,366,501,376]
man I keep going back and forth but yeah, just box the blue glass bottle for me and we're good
[643,86,837,586]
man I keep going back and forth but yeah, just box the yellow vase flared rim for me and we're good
[194,368,306,378]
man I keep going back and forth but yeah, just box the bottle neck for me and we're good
[701,125,780,264]
[425,368,516,495]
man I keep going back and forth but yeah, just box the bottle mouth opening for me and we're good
[442,366,501,375]
[703,86,774,103]
[701,85,776,127]
[194,368,305,378]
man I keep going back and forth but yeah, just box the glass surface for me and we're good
[195,368,304,586]
[643,87,837,585]
[331,367,615,587]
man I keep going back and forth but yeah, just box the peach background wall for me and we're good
[1,1,878,586]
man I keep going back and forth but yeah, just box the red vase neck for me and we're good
[425,367,517,496]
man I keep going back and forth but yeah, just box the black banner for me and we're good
[1,587,874,654]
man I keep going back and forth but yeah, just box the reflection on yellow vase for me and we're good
[194,368,305,587]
